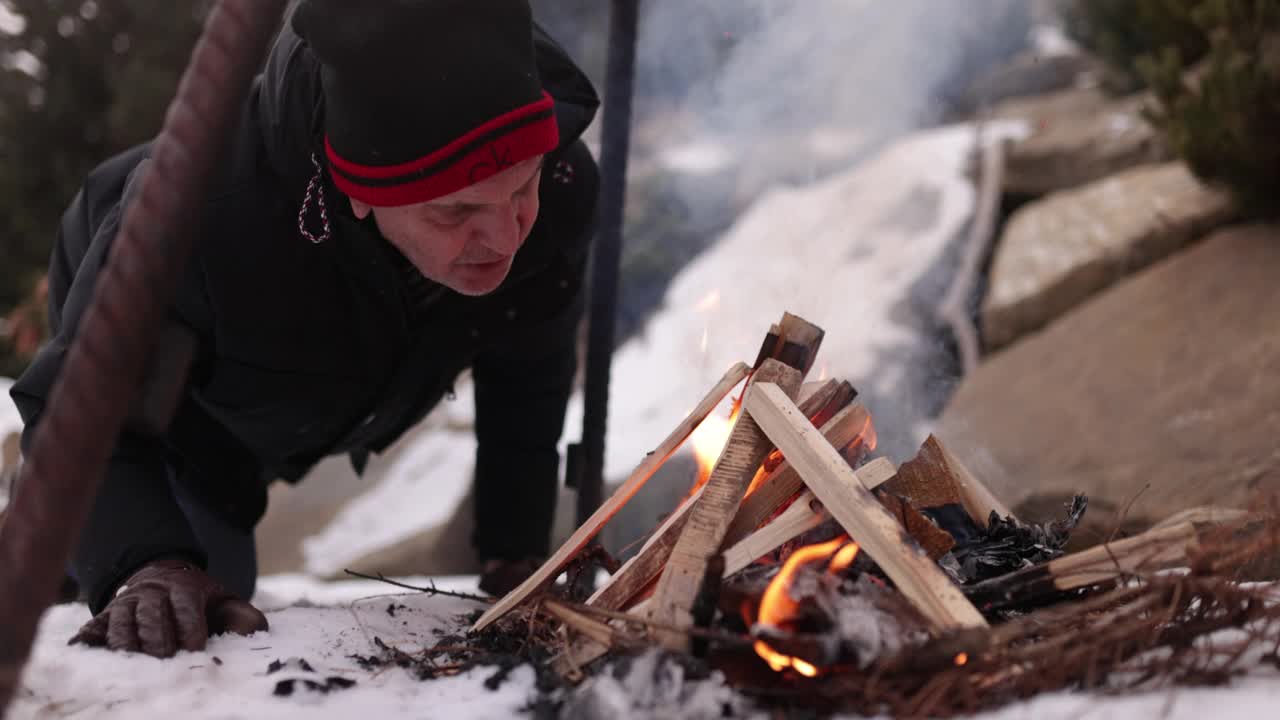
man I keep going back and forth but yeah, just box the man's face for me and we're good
[349,155,544,296]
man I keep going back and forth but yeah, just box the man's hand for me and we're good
[69,558,268,658]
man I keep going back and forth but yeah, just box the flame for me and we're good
[695,289,721,313]
[829,542,861,572]
[954,652,969,667]
[688,399,741,495]
[862,415,878,452]
[753,536,859,675]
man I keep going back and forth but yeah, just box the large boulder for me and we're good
[941,224,1280,542]
[993,86,1169,196]
[982,162,1235,350]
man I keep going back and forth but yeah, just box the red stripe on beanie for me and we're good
[326,92,559,206]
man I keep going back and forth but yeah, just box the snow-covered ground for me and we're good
[11,575,1280,719]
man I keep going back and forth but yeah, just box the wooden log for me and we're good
[778,312,825,377]
[878,493,956,560]
[752,313,825,375]
[587,487,702,611]
[964,521,1199,611]
[767,380,855,475]
[798,379,838,407]
[721,458,899,577]
[543,599,640,652]
[471,361,752,632]
[1150,506,1255,532]
[932,435,1012,526]
[587,372,846,613]
[744,383,988,631]
[723,402,874,548]
[647,360,804,650]
[882,434,1012,527]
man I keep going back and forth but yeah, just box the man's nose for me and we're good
[478,198,534,254]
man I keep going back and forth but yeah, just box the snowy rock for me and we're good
[982,162,1236,350]
[945,224,1280,537]
[993,87,1169,196]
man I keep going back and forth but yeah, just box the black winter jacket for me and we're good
[11,24,599,613]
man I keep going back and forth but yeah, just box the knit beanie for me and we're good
[291,0,559,207]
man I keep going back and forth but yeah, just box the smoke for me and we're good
[634,0,1032,162]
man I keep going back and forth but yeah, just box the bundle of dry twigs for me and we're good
[765,514,1280,717]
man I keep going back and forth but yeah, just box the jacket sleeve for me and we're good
[470,279,585,561]
[9,160,208,614]
[469,139,597,561]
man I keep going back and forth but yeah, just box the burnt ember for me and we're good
[272,676,357,697]
[938,494,1088,584]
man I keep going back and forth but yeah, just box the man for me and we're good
[9,0,599,658]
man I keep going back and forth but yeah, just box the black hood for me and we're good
[253,19,599,193]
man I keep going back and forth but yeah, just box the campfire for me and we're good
[453,312,1280,716]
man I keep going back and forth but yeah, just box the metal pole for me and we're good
[0,2,287,715]
[577,0,640,526]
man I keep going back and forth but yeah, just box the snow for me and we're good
[12,574,1280,719]
[10,575,535,720]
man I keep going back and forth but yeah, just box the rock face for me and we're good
[993,87,1169,196]
[941,225,1280,542]
[982,162,1235,350]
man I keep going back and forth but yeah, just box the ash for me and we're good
[561,650,749,720]
[828,577,928,669]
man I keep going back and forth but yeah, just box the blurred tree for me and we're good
[1141,0,1280,218]
[0,0,208,373]
[1063,0,1210,92]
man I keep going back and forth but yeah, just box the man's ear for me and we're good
[350,196,372,220]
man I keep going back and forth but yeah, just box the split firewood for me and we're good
[797,378,841,410]
[586,486,701,611]
[720,458,899,578]
[587,371,849,613]
[878,493,957,560]
[964,521,1200,611]
[472,361,752,632]
[648,360,805,650]
[777,312,826,377]
[542,599,643,653]
[723,402,873,548]
[1150,506,1255,532]
[753,312,825,376]
[881,434,1012,528]
[744,383,988,631]
[769,380,855,474]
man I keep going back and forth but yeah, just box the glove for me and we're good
[69,557,268,658]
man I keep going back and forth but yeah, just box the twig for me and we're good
[343,569,492,603]
[547,598,753,648]
[1108,481,1152,543]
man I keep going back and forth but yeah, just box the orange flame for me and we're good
[753,536,859,675]
[855,413,878,454]
[688,399,741,496]
[954,652,969,667]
